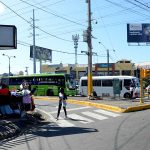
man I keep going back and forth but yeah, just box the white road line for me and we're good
[94,109,121,117]
[35,108,75,127]
[82,111,108,120]
[56,117,75,127]
[50,106,91,114]
[68,114,94,124]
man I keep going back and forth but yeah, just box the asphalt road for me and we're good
[1,100,150,150]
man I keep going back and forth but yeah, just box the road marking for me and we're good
[68,113,94,124]
[50,106,91,114]
[56,117,75,127]
[35,108,75,127]
[94,109,121,117]
[82,111,108,120]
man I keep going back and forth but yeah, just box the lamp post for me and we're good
[2,54,16,76]
[99,42,115,75]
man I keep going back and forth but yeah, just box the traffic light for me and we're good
[141,69,150,78]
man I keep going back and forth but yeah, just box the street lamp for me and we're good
[98,42,115,75]
[2,54,16,76]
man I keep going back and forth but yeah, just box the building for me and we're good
[41,59,136,80]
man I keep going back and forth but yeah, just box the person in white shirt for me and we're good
[56,88,67,120]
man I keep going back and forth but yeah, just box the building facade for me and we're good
[41,59,136,80]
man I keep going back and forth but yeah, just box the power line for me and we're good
[18,0,86,27]
[17,40,85,55]
[105,0,150,18]
[134,0,150,8]
[125,0,150,12]
[0,1,73,42]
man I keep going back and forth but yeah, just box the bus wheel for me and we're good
[47,89,54,96]
[124,93,131,99]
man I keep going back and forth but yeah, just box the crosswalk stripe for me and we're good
[56,117,75,127]
[36,108,74,127]
[68,114,94,124]
[82,111,108,120]
[50,106,91,114]
[94,109,121,117]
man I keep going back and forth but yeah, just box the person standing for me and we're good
[130,83,135,99]
[56,88,68,120]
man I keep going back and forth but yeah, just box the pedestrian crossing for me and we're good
[36,107,121,127]
[49,109,121,127]
[81,111,108,120]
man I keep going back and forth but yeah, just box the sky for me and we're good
[0,0,150,75]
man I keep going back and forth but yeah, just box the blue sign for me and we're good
[95,63,114,68]
[127,23,150,43]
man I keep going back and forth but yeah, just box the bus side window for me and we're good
[81,80,87,86]
[120,80,122,90]
[124,79,131,90]
[93,80,101,86]
[102,79,113,87]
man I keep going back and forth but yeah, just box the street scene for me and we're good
[1,98,150,150]
[1,0,150,150]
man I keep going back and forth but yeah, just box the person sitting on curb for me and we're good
[89,89,103,100]
[0,84,14,116]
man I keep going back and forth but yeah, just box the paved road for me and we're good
[35,100,122,127]
[1,99,150,150]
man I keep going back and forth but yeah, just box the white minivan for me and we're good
[79,75,140,98]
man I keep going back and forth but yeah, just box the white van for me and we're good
[79,76,140,98]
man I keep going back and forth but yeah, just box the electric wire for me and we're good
[0,1,73,42]
[18,0,86,27]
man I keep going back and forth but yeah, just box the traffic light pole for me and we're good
[140,68,144,103]
[87,0,93,98]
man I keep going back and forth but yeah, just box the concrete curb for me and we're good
[123,104,150,112]
[34,97,150,113]
[67,99,125,113]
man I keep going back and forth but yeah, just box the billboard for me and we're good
[30,45,52,62]
[127,23,150,43]
[0,25,17,49]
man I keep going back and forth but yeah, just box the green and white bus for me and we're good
[0,74,77,96]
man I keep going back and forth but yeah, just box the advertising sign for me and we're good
[127,23,150,43]
[30,45,52,62]
[0,25,17,49]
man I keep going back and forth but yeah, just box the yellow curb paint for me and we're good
[67,99,125,113]
[123,104,150,112]
[34,97,150,113]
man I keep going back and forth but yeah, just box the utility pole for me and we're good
[99,42,110,75]
[72,34,79,79]
[107,49,110,75]
[32,9,36,74]
[87,0,93,97]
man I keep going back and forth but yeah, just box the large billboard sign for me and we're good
[30,45,52,62]
[127,23,150,43]
[0,25,17,49]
